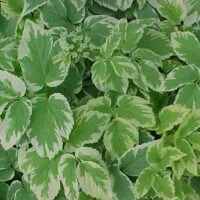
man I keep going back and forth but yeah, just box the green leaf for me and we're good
[109,165,135,200]
[66,110,110,152]
[0,167,14,181]
[119,142,150,176]
[76,152,112,199]
[18,148,61,200]
[117,0,133,11]
[104,117,139,159]
[18,20,70,92]
[115,95,156,128]
[58,154,79,200]
[93,0,118,11]
[22,0,48,16]
[0,144,16,170]
[0,181,8,200]
[40,0,72,29]
[1,0,23,16]
[6,180,22,200]
[134,167,155,199]
[171,31,200,68]
[0,98,31,150]
[175,83,200,109]
[172,161,185,180]
[79,191,94,200]
[157,0,186,25]
[137,29,172,58]
[152,174,175,199]
[140,61,164,91]
[188,132,200,151]
[28,93,73,159]
[163,65,200,91]
[176,139,198,175]
[176,111,200,138]
[62,63,83,96]
[156,104,190,133]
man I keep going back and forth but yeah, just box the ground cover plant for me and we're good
[0,0,200,199]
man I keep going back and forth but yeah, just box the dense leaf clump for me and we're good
[0,0,200,199]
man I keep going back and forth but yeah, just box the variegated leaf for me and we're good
[58,154,79,200]
[18,20,70,92]
[103,117,139,159]
[28,93,73,159]
[115,95,156,128]
[157,0,186,25]
[156,104,190,133]
[0,98,31,150]
[18,148,61,200]
[171,31,200,68]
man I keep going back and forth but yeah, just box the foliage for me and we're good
[0,0,200,199]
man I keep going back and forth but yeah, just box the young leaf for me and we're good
[152,174,175,199]
[103,117,139,159]
[176,111,200,138]
[18,148,61,200]
[176,139,198,175]
[188,132,200,151]
[147,142,184,170]
[134,167,155,199]
[28,93,73,159]
[115,95,156,128]
[171,31,200,68]
[58,154,79,200]
[157,0,186,25]
[156,104,190,133]
[0,98,31,150]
